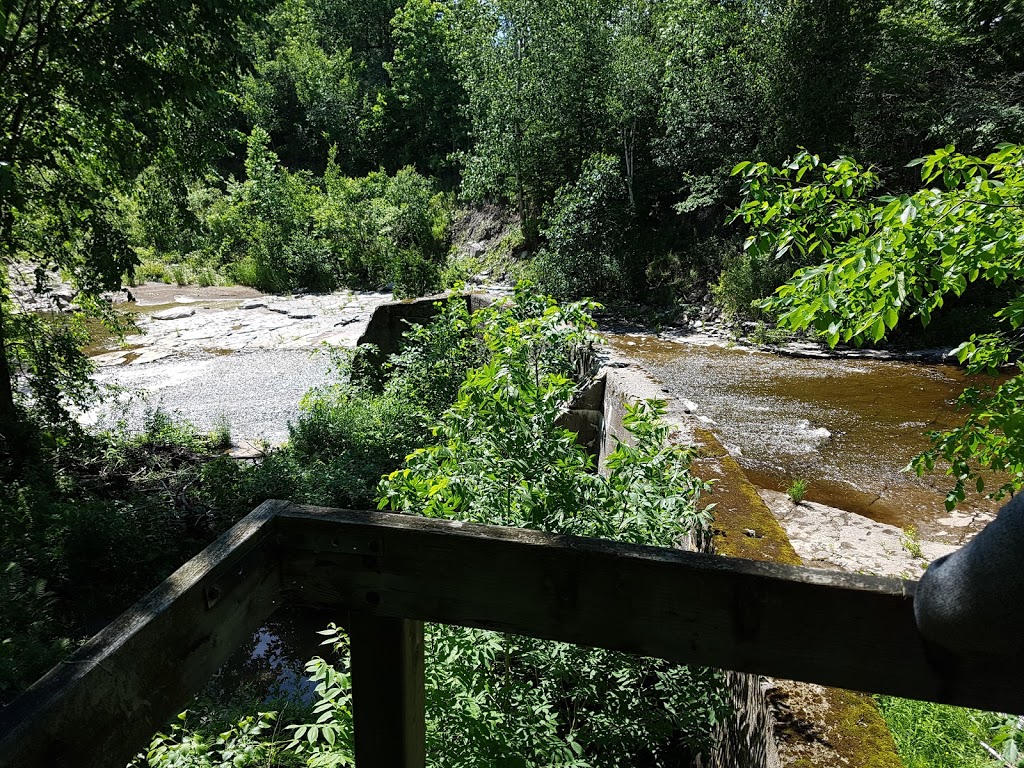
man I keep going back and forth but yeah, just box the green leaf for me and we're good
[883,307,899,330]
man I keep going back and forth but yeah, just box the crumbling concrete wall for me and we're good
[356,298,902,768]
[598,362,902,768]
[355,292,492,386]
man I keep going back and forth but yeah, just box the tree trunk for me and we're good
[0,205,26,462]
[0,294,22,460]
[623,124,635,209]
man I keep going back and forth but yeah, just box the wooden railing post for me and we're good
[349,612,426,768]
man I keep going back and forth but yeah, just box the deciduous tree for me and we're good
[734,144,1024,506]
[0,0,270,458]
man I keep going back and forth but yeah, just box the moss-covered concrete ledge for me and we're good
[356,297,903,768]
[594,360,902,768]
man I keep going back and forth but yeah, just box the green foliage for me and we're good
[2,309,99,432]
[0,0,273,451]
[918,372,1024,508]
[855,1,1024,175]
[876,697,1022,768]
[734,144,1024,505]
[455,0,619,238]
[139,710,292,768]
[185,129,452,295]
[238,0,397,172]
[0,561,71,700]
[368,289,726,765]
[656,0,764,212]
[532,153,633,301]
[286,387,433,508]
[382,296,489,414]
[0,409,248,704]
[199,298,488,517]
[283,634,356,766]
[712,244,798,322]
[381,0,467,178]
[787,478,808,504]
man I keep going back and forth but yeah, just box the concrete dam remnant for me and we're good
[357,292,901,768]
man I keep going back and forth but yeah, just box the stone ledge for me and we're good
[605,369,902,768]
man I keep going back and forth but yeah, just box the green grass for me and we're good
[787,477,808,504]
[876,696,1015,768]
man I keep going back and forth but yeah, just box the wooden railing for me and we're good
[1,500,1020,768]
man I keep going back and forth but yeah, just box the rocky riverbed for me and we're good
[85,284,395,444]
[609,331,1001,545]
[758,489,958,578]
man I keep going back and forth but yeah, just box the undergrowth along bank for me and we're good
[136,285,730,767]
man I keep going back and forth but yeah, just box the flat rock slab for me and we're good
[91,351,129,367]
[239,299,267,310]
[130,349,175,366]
[759,488,957,578]
[152,307,196,320]
[226,440,267,459]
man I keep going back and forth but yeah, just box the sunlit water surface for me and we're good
[609,334,1004,542]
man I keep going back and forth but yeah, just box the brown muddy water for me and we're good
[609,334,1004,543]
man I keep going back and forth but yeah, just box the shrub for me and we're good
[532,153,632,300]
[143,287,730,766]
[0,410,243,704]
[390,247,440,298]
[186,133,452,296]
[712,244,797,322]
[369,292,728,765]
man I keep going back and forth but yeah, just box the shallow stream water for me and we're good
[609,334,1003,543]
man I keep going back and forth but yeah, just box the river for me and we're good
[608,333,1002,544]
[86,286,1002,542]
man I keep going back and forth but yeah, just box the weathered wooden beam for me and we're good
[0,499,289,768]
[5,499,1021,768]
[279,504,1023,715]
[350,613,425,768]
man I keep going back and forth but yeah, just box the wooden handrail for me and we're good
[1,501,1019,768]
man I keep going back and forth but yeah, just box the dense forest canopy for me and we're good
[2,0,1023,453]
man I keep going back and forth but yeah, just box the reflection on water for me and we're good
[611,334,1004,541]
[204,608,341,707]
